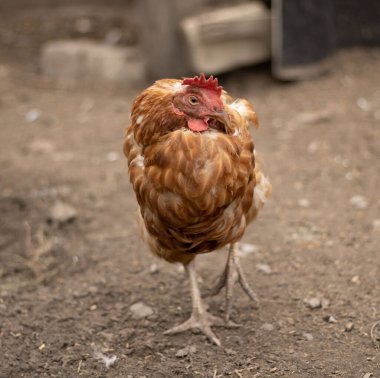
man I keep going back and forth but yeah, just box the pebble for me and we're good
[227,335,243,345]
[256,263,272,275]
[350,195,368,209]
[351,275,360,284]
[321,298,330,309]
[175,345,196,358]
[345,322,354,332]
[363,373,373,378]
[304,297,321,309]
[94,351,117,368]
[303,333,314,341]
[304,297,330,309]
[49,201,77,223]
[261,323,275,331]
[149,263,159,274]
[240,243,259,256]
[224,348,237,356]
[298,198,310,208]
[356,97,371,112]
[176,264,185,274]
[307,140,320,154]
[129,301,154,319]
[106,151,120,162]
[25,109,41,123]
[323,315,337,323]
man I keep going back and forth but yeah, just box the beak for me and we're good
[208,109,230,127]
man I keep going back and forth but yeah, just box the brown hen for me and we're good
[124,73,271,345]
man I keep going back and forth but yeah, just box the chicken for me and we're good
[124,73,271,345]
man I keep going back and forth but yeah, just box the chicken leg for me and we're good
[209,243,259,322]
[164,259,225,346]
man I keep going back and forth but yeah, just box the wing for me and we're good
[224,96,272,224]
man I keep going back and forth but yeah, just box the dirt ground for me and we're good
[1,8,380,378]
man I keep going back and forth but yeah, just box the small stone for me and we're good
[345,171,353,181]
[240,243,259,256]
[304,297,321,309]
[345,322,354,332]
[350,195,368,209]
[357,97,371,112]
[175,345,196,358]
[307,140,320,154]
[321,298,330,309]
[325,240,335,247]
[298,198,310,208]
[175,347,188,358]
[89,304,97,311]
[106,152,120,162]
[227,335,243,345]
[363,373,373,378]
[256,263,272,275]
[224,348,237,356]
[303,333,314,341]
[286,317,295,325]
[351,275,360,284]
[261,323,275,331]
[49,201,77,223]
[94,351,117,368]
[25,109,41,123]
[177,264,185,274]
[323,315,337,323]
[38,343,46,350]
[129,301,154,319]
[149,263,159,274]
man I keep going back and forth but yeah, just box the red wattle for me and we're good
[187,118,208,132]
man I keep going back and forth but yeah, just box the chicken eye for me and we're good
[188,96,199,105]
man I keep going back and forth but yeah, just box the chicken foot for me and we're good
[164,259,226,346]
[209,243,259,322]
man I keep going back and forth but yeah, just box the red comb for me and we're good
[182,73,222,96]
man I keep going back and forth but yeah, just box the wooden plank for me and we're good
[181,2,271,74]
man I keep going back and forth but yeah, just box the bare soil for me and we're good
[1,8,380,378]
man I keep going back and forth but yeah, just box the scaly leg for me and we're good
[164,259,225,346]
[209,243,259,322]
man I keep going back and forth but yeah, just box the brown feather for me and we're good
[124,78,271,264]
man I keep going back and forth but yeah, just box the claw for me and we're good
[164,311,222,346]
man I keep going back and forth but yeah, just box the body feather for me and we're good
[124,78,271,264]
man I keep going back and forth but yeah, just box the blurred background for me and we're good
[1,0,380,377]
[1,0,380,86]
